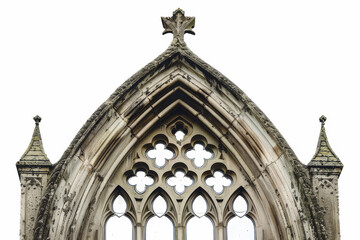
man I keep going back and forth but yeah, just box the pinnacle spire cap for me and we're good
[16,115,51,169]
[319,115,326,125]
[34,115,41,125]
[308,116,343,170]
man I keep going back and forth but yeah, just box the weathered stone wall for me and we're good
[19,174,48,240]
[32,60,320,239]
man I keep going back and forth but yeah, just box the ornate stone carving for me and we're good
[29,10,341,240]
[161,8,195,45]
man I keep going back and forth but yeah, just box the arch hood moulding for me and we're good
[18,9,342,240]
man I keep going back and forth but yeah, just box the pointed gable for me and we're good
[31,10,331,240]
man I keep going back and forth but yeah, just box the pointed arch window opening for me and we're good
[112,194,127,217]
[192,195,207,218]
[146,195,175,240]
[186,195,214,240]
[105,107,258,240]
[104,194,256,240]
[233,195,248,218]
[105,195,133,240]
[227,195,255,240]
[107,129,258,240]
[152,195,168,217]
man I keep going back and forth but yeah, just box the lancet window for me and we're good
[104,118,256,239]
[146,195,174,240]
[186,195,214,240]
[227,195,255,240]
[105,194,133,240]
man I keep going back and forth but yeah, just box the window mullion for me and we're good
[135,223,143,240]
[175,225,185,240]
[216,224,225,240]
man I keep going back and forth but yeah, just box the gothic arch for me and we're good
[32,10,326,240]
[182,187,219,225]
[103,186,136,226]
[140,188,177,224]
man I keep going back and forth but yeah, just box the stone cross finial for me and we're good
[319,115,327,125]
[161,8,195,45]
[34,115,42,125]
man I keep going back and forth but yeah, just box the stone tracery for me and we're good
[16,9,343,240]
[104,117,257,239]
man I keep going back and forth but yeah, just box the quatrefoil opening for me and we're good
[146,141,175,168]
[185,141,214,168]
[166,170,194,195]
[127,170,155,194]
[126,165,156,194]
[204,163,234,194]
[205,170,232,194]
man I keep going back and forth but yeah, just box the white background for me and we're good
[1,1,359,239]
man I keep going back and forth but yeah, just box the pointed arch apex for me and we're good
[31,11,329,240]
